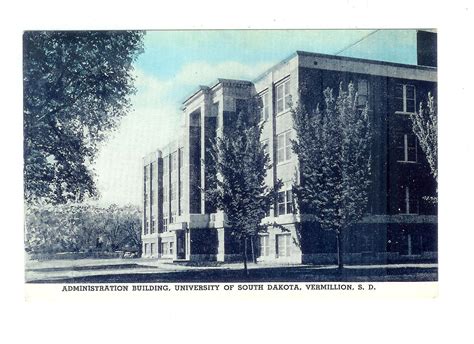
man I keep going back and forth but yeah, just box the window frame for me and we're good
[276,233,291,258]
[275,78,291,115]
[276,189,294,216]
[258,235,270,257]
[276,130,293,164]
[397,133,418,163]
[395,83,416,115]
[357,79,369,109]
[259,91,270,122]
[399,185,419,215]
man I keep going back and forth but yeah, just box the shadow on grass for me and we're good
[26,263,157,273]
[28,265,438,284]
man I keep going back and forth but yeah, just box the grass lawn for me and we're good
[25,256,438,283]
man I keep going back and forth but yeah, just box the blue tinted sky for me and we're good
[93,29,418,206]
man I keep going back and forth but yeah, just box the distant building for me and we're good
[141,32,437,264]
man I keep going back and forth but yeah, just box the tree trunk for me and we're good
[336,229,343,270]
[243,237,249,277]
[250,236,256,264]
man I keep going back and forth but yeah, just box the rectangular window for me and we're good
[144,243,148,255]
[276,234,291,258]
[398,186,419,215]
[259,235,270,257]
[150,243,155,256]
[163,217,168,232]
[277,189,294,216]
[151,216,155,234]
[144,220,149,235]
[357,79,369,108]
[259,92,270,122]
[276,79,291,114]
[276,131,293,164]
[161,242,168,256]
[169,242,174,256]
[396,133,418,163]
[395,84,416,114]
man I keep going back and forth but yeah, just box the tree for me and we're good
[206,106,281,276]
[411,92,438,183]
[292,82,372,269]
[25,203,142,255]
[23,31,145,204]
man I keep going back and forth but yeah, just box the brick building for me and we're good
[141,32,437,264]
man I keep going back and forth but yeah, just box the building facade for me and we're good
[141,36,437,265]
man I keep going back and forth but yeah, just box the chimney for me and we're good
[417,30,437,67]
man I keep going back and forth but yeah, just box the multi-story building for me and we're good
[141,31,437,264]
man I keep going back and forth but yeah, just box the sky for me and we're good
[92,29,418,207]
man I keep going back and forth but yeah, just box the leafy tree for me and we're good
[411,92,438,183]
[206,106,281,276]
[23,31,145,204]
[25,204,142,255]
[292,83,372,269]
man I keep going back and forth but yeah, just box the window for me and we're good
[276,79,291,114]
[145,220,149,235]
[169,242,174,256]
[396,133,418,163]
[395,84,416,113]
[276,234,291,258]
[259,235,270,257]
[277,131,293,164]
[259,92,270,122]
[277,190,294,216]
[161,242,168,255]
[357,79,369,108]
[144,243,148,255]
[151,216,155,234]
[150,243,155,256]
[398,186,419,215]
[163,218,168,232]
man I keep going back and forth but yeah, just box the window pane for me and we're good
[406,85,415,99]
[407,147,417,162]
[406,99,415,113]
[277,99,283,113]
[277,149,284,164]
[278,203,286,216]
[284,80,290,95]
